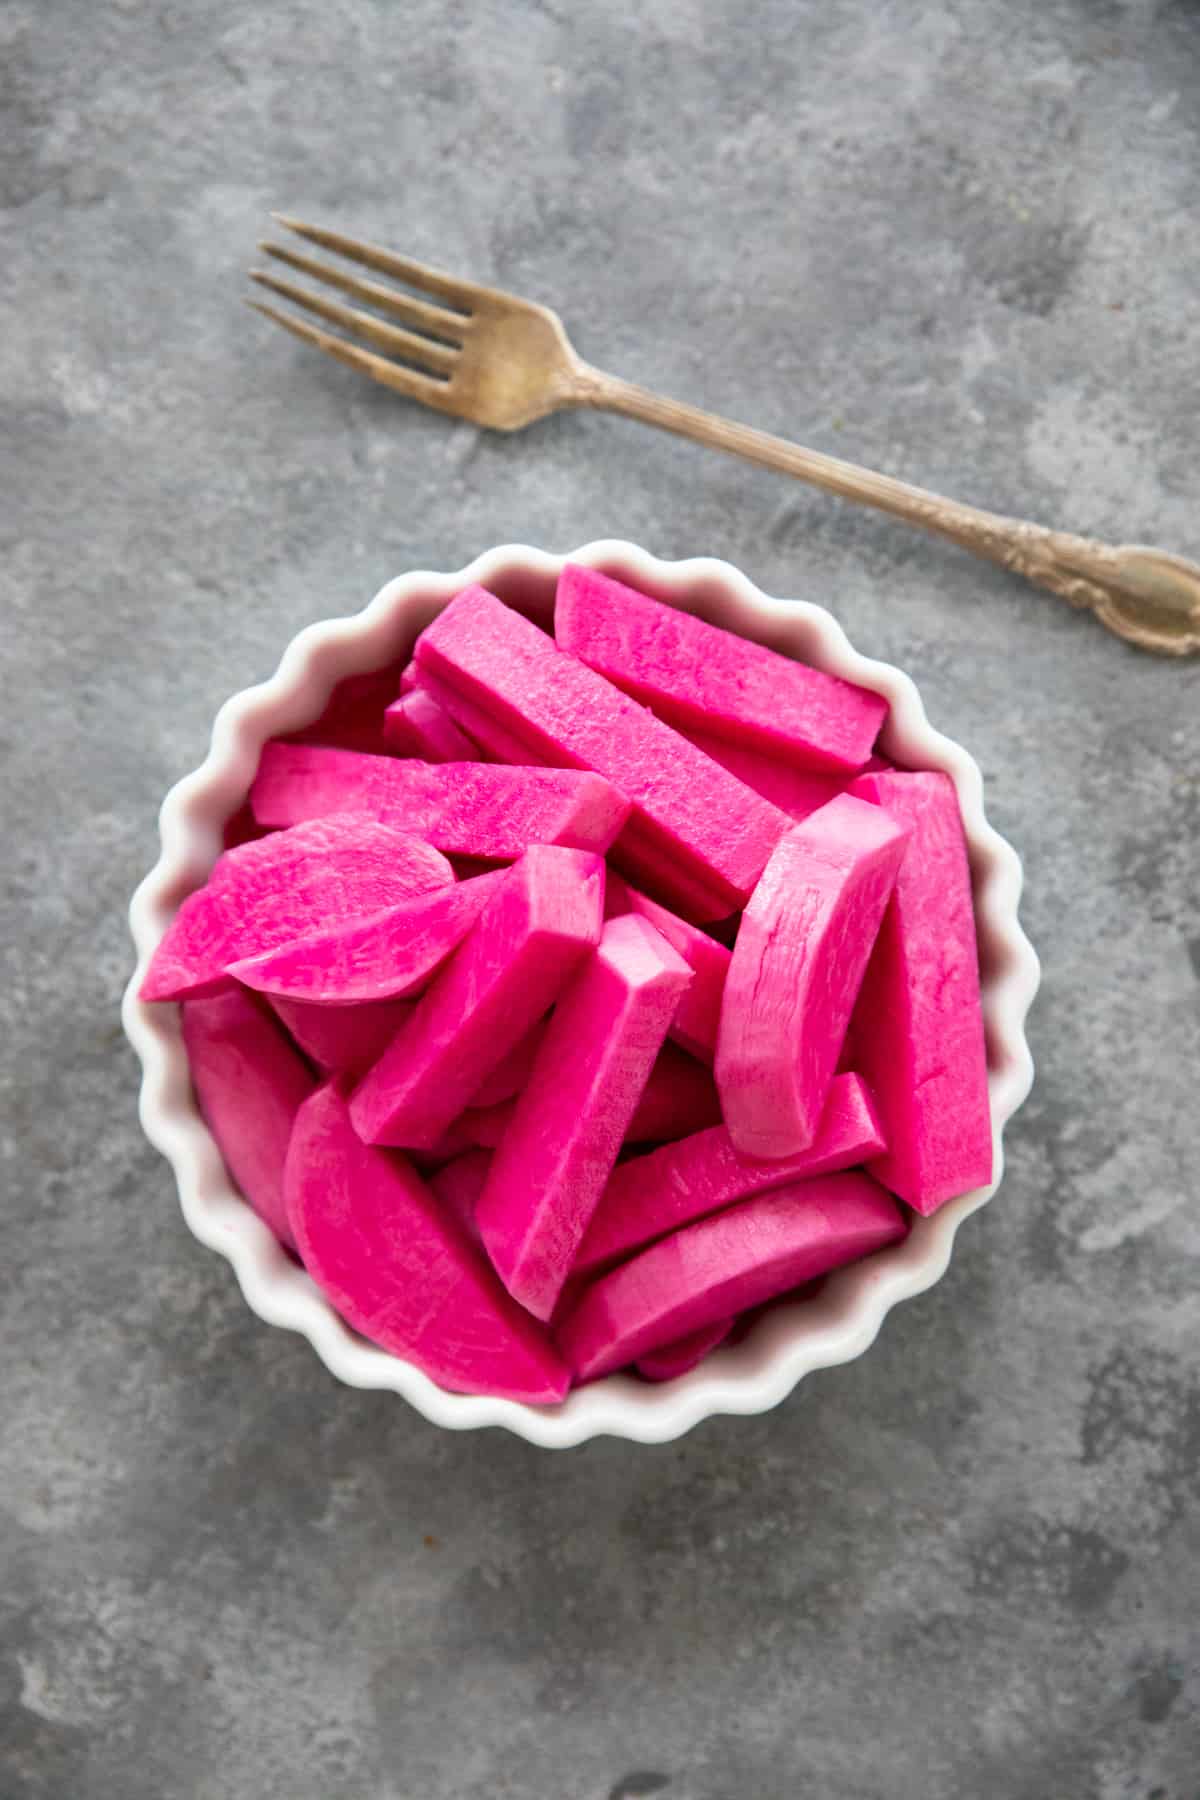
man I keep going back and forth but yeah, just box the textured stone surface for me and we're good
[2,1,1198,1795]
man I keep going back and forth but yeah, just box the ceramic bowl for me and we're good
[123,539,1039,1446]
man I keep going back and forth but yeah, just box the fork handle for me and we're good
[573,365,1139,628]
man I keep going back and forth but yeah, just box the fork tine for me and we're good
[260,240,465,344]
[249,270,458,375]
[272,214,486,314]
[247,300,458,411]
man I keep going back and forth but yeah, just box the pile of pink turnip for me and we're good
[141,565,992,1405]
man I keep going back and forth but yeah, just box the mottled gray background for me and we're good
[2,1,1198,1796]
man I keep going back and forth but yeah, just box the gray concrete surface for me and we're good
[2,1,1198,1795]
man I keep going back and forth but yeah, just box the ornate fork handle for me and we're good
[575,367,1200,656]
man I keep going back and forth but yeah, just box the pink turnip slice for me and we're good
[575,1071,885,1277]
[427,1149,491,1245]
[557,1172,908,1382]
[413,584,790,920]
[268,994,412,1079]
[181,988,315,1249]
[251,742,630,860]
[469,1019,546,1106]
[477,914,694,1320]
[716,795,909,1157]
[680,727,850,820]
[847,769,992,1212]
[141,815,454,1003]
[382,687,478,761]
[625,1042,723,1143]
[554,563,886,773]
[228,872,504,1005]
[636,1319,733,1381]
[350,845,605,1149]
[604,872,730,1063]
[286,1086,568,1403]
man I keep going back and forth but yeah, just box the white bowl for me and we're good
[124,539,1039,1447]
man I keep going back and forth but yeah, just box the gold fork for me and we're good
[250,216,1200,658]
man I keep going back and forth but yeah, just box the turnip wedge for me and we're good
[558,1173,908,1383]
[716,795,908,1158]
[251,742,630,860]
[847,769,992,1213]
[287,1086,568,1404]
[575,1071,885,1277]
[477,914,693,1321]
[142,816,453,1002]
[182,988,315,1250]
[555,563,886,773]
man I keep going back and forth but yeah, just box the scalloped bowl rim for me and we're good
[123,539,1040,1447]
